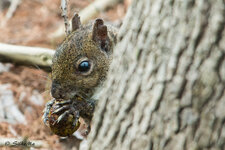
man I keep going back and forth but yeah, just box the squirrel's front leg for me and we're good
[73,99,97,135]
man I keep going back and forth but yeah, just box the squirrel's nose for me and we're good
[51,81,65,99]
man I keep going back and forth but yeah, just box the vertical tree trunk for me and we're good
[86,0,225,149]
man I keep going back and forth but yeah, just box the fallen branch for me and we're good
[0,43,54,72]
[50,0,122,38]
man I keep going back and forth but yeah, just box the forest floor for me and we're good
[0,0,128,149]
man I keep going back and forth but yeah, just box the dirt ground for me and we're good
[0,0,129,149]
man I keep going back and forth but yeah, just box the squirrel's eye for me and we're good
[78,61,91,72]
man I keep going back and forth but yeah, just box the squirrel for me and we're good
[43,13,117,137]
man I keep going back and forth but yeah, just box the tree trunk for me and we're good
[86,0,225,150]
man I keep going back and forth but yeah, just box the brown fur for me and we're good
[51,20,117,100]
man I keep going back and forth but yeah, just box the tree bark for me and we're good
[86,0,225,150]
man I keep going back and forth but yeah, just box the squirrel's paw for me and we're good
[45,99,81,137]
[52,100,80,126]
[42,98,55,125]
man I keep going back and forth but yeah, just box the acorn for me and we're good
[48,100,80,137]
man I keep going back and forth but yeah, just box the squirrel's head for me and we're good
[51,14,114,100]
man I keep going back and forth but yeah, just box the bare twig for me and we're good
[5,0,21,19]
[0,43,54,71]
[50,0,122,38]
[61,0,71,35]
[0,0,21,27]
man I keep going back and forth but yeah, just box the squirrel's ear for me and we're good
[92,19,110,52]
[72,13,81,31]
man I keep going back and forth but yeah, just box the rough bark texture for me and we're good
[86,0,225,150]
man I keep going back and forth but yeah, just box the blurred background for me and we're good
[0,0,130,149]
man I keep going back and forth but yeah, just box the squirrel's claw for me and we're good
[52,105,70,115]
[52,99,73,115]
[55,105,80,131]
[56,108,79,125]
[55,99,72,105]
[42,99,55,125]
[56,110,70,123]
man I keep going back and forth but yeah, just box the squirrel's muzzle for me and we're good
[51,81,63,99]
[51,80,75,100]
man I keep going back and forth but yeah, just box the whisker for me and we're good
[32,63,42,70]
[34,74,51,80]
[28,78,48,84]
[32,64,51,80]
[41,89,50,95]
